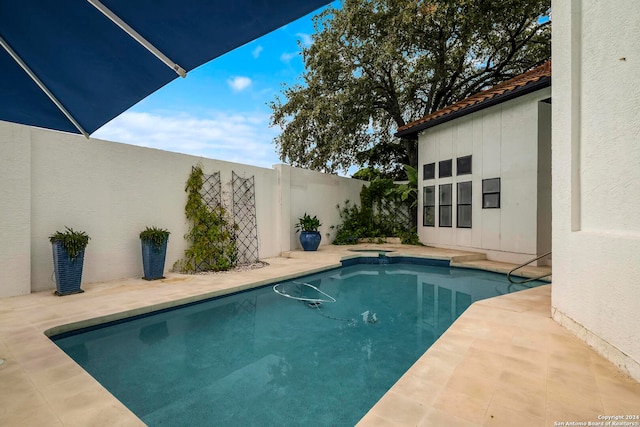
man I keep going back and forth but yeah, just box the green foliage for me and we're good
[139,226,170,251]
[331,200,372,245]
[361,177,396,209]
[295,213,322,232]
[351,167,385,182]
[174,165,238,273]
[386,165,418,208]
[49,227,90,260]
[270,0,551,174]
[399,228,422,246]
[332,178,422,245]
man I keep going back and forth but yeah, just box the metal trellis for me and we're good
[232,172,259,264]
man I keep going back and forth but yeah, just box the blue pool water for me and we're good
[52,262,544,426]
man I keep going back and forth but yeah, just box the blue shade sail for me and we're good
[0,0,329,135]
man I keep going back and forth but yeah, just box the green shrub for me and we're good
[49,227,90,260]
[173,165,238,273]
[331,171,422,245]
[295,213,321,232]
[331,200,371,245]
[140,226,170,250]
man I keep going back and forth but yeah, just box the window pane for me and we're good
[457,155,472,175]
[439,205,452,227]
[457,181,472,204]
[439,159,452,178]
[483,193,500,208]
[482,178,500,193]
[457,205,472,228]
[423,163,435,180]
[423,206,435,226]
[439,184,452,204]
[424,186,435,205]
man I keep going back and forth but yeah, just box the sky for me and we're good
[93,4,337,169]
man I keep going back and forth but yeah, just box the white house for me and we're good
[397,62,552,266]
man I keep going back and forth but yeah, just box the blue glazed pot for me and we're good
[141,238,168,280]
[52,242,85,296]
[299,231,321,251]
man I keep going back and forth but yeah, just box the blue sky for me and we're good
[93,4,336,169]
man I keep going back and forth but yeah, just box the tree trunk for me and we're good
[403,138,418,169]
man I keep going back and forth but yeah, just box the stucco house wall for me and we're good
[0,121,364,298]
[417,88,552,265]
[552,0,640,380]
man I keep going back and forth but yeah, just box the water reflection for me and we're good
[139,321,169,345]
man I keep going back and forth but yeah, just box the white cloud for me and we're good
[296,32,313,47]
[280,52,297,63]
[252,45,263,59]
[227,76,252,92]
[92,111,280,168]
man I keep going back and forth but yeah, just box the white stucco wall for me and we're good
[0,127,32,296]
[0,121,364,297]
[417,88,551,264]
[552,0,640,380]
[276,165,365,251]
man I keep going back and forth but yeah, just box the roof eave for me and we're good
[395,76,551,140]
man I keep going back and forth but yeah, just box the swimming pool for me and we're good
[52,260,543,426]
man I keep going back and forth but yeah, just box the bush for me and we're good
[49,227,90,260]
[173,165,238,273]
[331,172,422,246]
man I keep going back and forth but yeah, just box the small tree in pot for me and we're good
[140,226,170,280]
[49,227,90,296]
[295,213,322,251]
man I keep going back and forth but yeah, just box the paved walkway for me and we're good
[0,245,637,426]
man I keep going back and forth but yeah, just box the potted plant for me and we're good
[295,213,322,251]
[49,227,90,296]
[140,226,170,280]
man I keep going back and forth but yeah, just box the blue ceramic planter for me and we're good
[52,242,85,296]
[299,231,321,251]
[141,238,168,280]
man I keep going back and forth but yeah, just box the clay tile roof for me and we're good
[396,60,551,139]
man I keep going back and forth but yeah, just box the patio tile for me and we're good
[491,390,547,421]
[417,408,482,427]
[433,388,491,425]
[484,401,546,427]
[365,390,428,426]
[388,373,443,405]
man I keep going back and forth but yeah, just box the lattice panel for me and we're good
[194,169,229,272]
[199,170,221,209]
[232,172,259,264]
[377,198,412,230]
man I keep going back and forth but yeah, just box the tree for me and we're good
[270,0,550,175]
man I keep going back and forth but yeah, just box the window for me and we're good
[423,163,435,180]
[439,184,452,227]
[482,178,501,208]
[457,155,472,175]
[439,159,452,178]
[457,181,472,228]
[423,186,435,226]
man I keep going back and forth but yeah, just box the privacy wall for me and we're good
[552,0,640,381]
[0,122,364,298]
